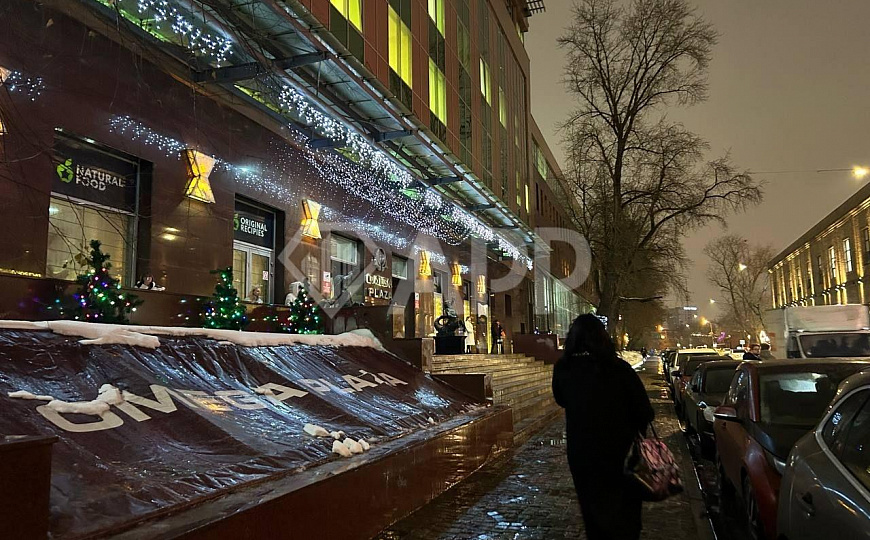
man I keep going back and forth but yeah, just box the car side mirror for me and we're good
[713,406,741,422]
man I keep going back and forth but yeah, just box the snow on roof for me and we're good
[0,320,383,350]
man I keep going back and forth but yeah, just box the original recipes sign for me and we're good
[53,136,139,212]
[234,200,274,249]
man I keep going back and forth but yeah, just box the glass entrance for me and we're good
[233,241,273,303]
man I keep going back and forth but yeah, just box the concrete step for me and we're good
[491,366,553,387]
[492,371,553,396]
[497,384,554,408]
[512,393,559,427]
[431,359,541,375]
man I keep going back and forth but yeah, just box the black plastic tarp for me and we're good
[0,330,478,538]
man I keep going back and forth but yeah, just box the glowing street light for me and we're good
[738,263,747,272]
[709,298,716,304]
[853,166,869,179]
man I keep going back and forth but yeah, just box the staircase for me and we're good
[431,353,561,443]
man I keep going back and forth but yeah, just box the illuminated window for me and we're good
[331,0,362,31]
[429,59,447,124]
[498,87,507,127]
[830,246,838,282]
[389,6,413,87]
[479,59,492,105]
[428,0,445,35]
[525,183,530,213]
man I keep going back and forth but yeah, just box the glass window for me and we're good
[863,228,870,258]
[839,394,870,490]
[821,389,870,453]
[505,294,512,316]
[427,0,444,35]
[330,235,359,265]
[704,367,737,394]
[392,255,408,279]
[845,238,853,272]
[428,59,447,124]
[799,333,870,357]
[46,197,132,284]
[759,369,859,427]
[433,271,443,294]
[389,7,413,87]
[479,59,491,105]
[498,87,507,127]
[331,0,362,31]
[830,246,837,280]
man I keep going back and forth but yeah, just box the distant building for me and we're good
[769,181,870,308]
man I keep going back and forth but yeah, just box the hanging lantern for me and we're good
[183,149,216,203]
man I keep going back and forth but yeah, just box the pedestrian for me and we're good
[552,314,655,540]
[759,342,775,360]
[491,319,505,354]
[135,273,165,291]
[743,343,762,360]
[247,286,264,304]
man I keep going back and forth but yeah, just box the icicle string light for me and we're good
[133,0,233,64]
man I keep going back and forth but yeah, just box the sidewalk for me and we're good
[375,358,713,540]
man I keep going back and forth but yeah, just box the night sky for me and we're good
[526,0,870,321]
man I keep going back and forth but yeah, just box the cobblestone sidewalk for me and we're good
[375,359,714,540]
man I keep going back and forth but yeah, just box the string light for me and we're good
[0,67,44,101]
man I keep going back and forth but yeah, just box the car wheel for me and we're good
[743,475,765,540]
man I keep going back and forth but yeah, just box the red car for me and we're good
[713,359,870,540]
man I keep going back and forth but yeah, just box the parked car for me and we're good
[683,359,742,454]
[672,354,725,419]
[661,349,675,380]
[778,370,870,540]
[668,348,718,392]
[714,359,870,540]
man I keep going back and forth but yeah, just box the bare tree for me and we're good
[557,0,763,329]
[704,234,775,337]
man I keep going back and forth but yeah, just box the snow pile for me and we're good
[358,439,370,451]
[329,430,345,440]
[343,438,364,454]
[332,440,352,457]
[303,423,330,437]
[45,384,123,416]
[0,320,383,350]
[7,390,54,401]
[619,351,645,369]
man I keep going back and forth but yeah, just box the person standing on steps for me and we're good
[491,319,505,354]
[552,314,655,540]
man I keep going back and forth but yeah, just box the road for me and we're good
[375,356,715,539]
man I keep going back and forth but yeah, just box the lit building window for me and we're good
[498,87,507,127]
[479,59,492,105]
[389,6,413,87]
[829,246,837,283]
[428,0,445,35]
[428,60,447,124]
[331,0,362,31]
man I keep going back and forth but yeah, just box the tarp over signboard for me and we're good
[0,325,480,539]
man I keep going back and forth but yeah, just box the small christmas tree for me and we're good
[284,286,322,334]
[203,267,248,330]
[73,240,142,323]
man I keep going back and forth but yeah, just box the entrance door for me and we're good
[233,241,274,303]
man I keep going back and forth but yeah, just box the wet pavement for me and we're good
[375,358,715,540]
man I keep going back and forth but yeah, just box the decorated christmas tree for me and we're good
[284,286,322,334]
[202,267,248,330]
[73,240,142,323]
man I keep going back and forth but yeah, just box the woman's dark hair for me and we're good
[135,273,153,288]
[562,314,618,362]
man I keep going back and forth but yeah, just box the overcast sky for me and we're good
[526,0,870,322]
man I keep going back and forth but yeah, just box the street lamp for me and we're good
[853,166,869,179]
[738,263,747,272]
[710,298,716,304]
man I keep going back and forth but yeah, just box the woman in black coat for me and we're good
[552,314,655,540]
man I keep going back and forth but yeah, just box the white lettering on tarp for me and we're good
[16,369,414,433]
[215,390,267,410]
[36,405,124,433]
[239,216,267,237]
[342,374,379,393]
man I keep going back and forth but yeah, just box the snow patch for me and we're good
[358,438,370,451]
[303,423,330,437]
[44,384,124,417]
[330,430,345,440]
[332,439,352,457]
[343,438,363,454]
[427,417,436,425]
[8,390,54,401]
[0,320,382,350]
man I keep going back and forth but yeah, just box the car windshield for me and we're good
[800,333,870,357]
[704,368,735,393]
[759,367,863,426]
[683,358,717,377]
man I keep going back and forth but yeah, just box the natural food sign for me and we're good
[53,136,139,212]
